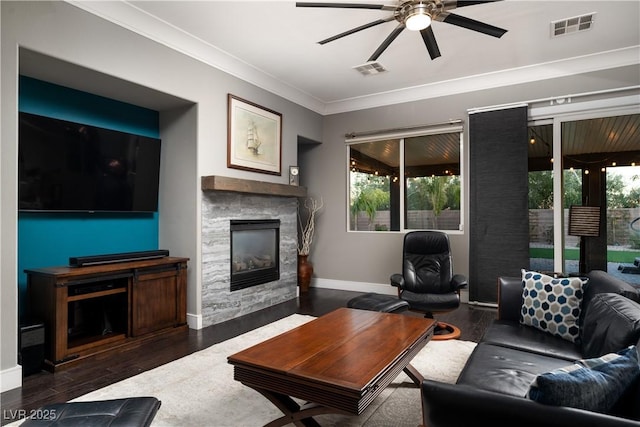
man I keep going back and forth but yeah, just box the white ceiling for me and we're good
[70,0,640,114]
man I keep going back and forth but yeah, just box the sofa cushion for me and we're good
[527,345,640,414]
[497,276,526,322]
[609,364,640,420]
[581,292,640,358]
[520,270,587,343]
[580,270,640,328]
[584,270,640,305]
[480,320,581,361]
[456,342,573,397]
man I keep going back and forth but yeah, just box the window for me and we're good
[348,127,463,232]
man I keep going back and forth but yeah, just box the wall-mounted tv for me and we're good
[19,112,162,213]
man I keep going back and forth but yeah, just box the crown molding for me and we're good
[66,1,639,116]
[66,0,326,113]
[324,46,640,115]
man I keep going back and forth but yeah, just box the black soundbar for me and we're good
[69,250,170,267]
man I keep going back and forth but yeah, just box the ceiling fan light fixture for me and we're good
[405,3,432,31]
[298,0,508,62]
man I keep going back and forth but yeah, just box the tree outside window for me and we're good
[348,131,462,232]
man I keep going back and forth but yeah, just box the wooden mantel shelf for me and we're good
[201,175,307,198]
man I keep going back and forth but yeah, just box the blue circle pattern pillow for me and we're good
[520,269,587,343]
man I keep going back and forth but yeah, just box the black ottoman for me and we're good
[20,397,161,427]
[347,292,409,313]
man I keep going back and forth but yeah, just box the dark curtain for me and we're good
[469,106,529,303]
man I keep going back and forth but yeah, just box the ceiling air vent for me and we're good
[353,61,388,76]
[551,13,595,37]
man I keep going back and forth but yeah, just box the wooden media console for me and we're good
[25,256,189,371]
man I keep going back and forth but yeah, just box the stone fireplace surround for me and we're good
[201,176,307,326]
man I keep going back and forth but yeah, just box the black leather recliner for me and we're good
[390,231,468,339]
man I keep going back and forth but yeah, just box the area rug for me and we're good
[63,315,476,426]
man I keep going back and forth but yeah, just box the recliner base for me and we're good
[431,321,461,341]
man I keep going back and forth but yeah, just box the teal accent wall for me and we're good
[18,76,161,317]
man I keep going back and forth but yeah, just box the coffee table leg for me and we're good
[403,363,424,385]
[253,388,346,427]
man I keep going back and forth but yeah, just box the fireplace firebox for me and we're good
[230,219,280,291]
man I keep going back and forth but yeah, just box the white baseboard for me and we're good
[311,278,470,303]
[188,280,470,330]
[187,313,202,330]
[1,364,22,392]
[312,278,397,295]
[460,288,469,303]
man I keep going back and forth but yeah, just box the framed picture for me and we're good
[227,94,282,175]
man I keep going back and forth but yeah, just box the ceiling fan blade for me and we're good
[368,24,405,61]
[453,0,504,8]
[439,12,507,38]
[319,17,394,45]
[296,2,394,10]
[420,26,441,60]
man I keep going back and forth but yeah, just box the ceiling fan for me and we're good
[296,1,507,62]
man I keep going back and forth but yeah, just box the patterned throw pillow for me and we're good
[520,269,587,343]
[527,345,640,413]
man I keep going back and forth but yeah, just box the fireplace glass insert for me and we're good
[230,219,280,291]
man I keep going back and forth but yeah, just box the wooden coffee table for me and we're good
[228,307,435,426]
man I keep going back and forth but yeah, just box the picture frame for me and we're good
[227,94,282,175]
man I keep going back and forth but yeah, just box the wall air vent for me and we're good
[353,61,388,76]
[551,13,595,37]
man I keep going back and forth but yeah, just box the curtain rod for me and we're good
[345,119,463,140]
[467,85,639,115]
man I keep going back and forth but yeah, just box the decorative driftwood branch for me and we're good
[298,197,323,256]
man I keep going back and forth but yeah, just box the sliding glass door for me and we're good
[528,113,640,283]
[528,122,555,273]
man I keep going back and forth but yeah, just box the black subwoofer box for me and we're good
[19,320,45,376]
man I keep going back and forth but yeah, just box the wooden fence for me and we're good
[351,208,640,248]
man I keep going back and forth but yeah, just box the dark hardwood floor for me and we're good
[1,288,496,425]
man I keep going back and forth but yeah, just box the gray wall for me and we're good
[0,1,322,389]
[301,66,640,292]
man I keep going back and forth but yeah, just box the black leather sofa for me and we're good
[421,270,640,427]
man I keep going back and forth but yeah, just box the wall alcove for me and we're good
[17,48,199,327]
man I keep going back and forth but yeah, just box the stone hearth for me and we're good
[201,176,306,326]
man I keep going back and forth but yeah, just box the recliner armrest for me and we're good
[452,274,468,291]
[390,273,404,288]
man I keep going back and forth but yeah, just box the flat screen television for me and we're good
[18,112,161,213]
